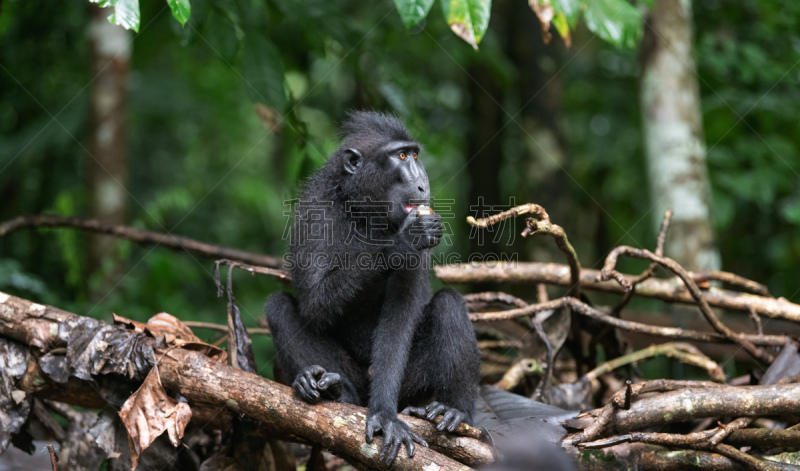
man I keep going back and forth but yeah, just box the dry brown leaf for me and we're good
[146,312,200,343]
[118,366,192,470]
[117,312,226,360]
[528,0,554,44]
[113,313,148,333]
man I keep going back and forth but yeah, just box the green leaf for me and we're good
[166,0,191,26]
[108,0,140,32]
[551,0,580,28]
[441,0,491,50]
[393,0,435,30]
[582,0,642,48]
[551,11,570,44]
[242,35,287,111]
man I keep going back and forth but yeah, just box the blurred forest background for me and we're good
[1,0,800,374]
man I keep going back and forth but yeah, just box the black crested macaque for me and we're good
[266,111,480,465]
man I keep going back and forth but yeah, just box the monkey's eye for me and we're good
[413,152,418,159]
[399,152,406,160]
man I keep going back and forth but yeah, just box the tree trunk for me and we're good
[640,0,719,272]
[87,4,131,291]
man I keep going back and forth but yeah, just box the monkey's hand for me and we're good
[292,365,342,404]
[408,401,469,433]
[397,209,443,251]
[365,411,428,465]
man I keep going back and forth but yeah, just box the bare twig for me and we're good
[583,342,725,383]
[611,209,673,317]
[726,427,800,448]
[531,318,554,400]
[463,292,528,310]
[213,258,289,281]
[0,214,284,269]
[597,246,773,363]
[691,271,770,297]
[47,444,59,471]
[184,321,271,336]
[493,358,545,391]
[470,296,788,346]
[580,432,782,471]
[467,203,581,299]
[748,306,764,336]
[579,429,717,449]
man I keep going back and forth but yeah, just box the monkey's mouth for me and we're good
[404,204,433,215]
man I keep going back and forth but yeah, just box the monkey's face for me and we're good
[380,143,430,228]
[342,140,430,229]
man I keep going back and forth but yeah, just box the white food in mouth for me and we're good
[404,204,433,215]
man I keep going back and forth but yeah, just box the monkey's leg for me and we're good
[403,288,480,431]
[265,292,363,405]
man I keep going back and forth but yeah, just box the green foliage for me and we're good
[440,0,492,50]
[167,0,192,27]
[91,0,192,32]
[3,0,800,384]
[581,0,642,48]
[393,0,436,31]
[394,0,642,49]
[90,0,141,32]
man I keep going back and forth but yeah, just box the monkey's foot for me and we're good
[365,411,428,465]
[292,365,342,404]
[408,401,468,433]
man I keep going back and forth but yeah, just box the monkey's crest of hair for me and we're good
[300,110,417,204]
[339,111,413,155]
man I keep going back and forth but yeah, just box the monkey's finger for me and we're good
[386,438,402,465]
[293,377,319,402]
[403,436,416,458]
[307,366,325,382]
[409,429,428,448]
[382,434,402,465]
[438,409,458,432]
[365,418,380,443]
[448,412,466,432]
[317,372,341,390]
[406,406,427,417]
[379,424,395,463]
[303,372,321,392]
[426,403,447,421]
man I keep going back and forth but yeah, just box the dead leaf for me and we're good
[113,313,148,333]
[528,0,554,44]
[115,312,226,360]
[118,366,191,470]
[146,312,200,344]
[450,22,479,51]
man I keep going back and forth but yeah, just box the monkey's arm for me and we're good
[291,231,385,323]
[365,268,430,465]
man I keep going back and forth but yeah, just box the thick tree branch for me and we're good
[0,291,492,470]
[435,262,800,323]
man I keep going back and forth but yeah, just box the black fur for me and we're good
[266,111,480,465]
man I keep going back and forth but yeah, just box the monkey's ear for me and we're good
[343,148,363,175]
